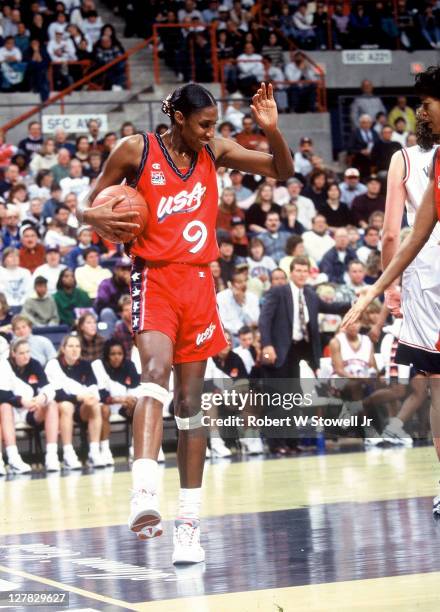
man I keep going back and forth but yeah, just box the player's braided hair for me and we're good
[161,83,217,124]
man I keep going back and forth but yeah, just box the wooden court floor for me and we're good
[1,446,440,611]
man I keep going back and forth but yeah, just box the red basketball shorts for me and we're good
[130,258,228,364]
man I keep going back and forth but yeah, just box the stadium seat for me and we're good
[33,325,70,350]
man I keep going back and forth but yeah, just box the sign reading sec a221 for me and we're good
[42,114,108,134]
[342,50,392,65]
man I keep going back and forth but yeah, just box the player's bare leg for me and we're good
[172,360,208,564]
[129,331,172,539]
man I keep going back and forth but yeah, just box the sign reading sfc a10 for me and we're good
[42,114,108,134]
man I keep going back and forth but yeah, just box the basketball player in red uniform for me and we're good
[342,65,440,513]
[77,82,294,563]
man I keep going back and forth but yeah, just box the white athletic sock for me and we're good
[6,445,19,460]
[132,458,158,493]
[89,442,100,455]
[100,440,110,452]
[46,443,58,455]
[178,488,202,521]
[63,444,74,456]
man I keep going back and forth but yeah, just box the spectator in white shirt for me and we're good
[81,11,103,46]
[285,178,316,229]
[47,30,77,62]
[293,137,314,177]
[48,13,69,40]
[223,93,246,132]
[32,246,66,295]
[391,117,409,147]
[75,247,112,299]
[216,269,260,339]
[284,51,318,113]
[262,56,288,112]
[236,42,264,96]
[302,214,335,264]
[0,36,22,62]
[59,158,90,200]
[0,247,32,307]
[292,2,316,44]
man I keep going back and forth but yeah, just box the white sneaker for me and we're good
[433,494,440,516]
[172,519,205,564]
[45,454,61,472]
[63,450,82,470]
[382,418,413,448]
[88,450,106,468]
[137,521,163,540]
[100,448,115,466]
[209,437,232,458]
[157,447,165,463]
[0,457,6,476]
[128,490,162,534]
[8,455,32,474]
[240,437,264,455]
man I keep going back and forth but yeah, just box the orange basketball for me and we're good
[91,184,148,240]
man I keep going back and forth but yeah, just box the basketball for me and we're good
[91,184,148,241]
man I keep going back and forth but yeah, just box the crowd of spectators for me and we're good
[0,0,126,99]
[0,83,426,468]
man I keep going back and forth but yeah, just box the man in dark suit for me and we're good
[348,114,380,178]
[259,256,351,378]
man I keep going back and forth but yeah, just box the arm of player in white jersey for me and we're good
[382,151,407,273]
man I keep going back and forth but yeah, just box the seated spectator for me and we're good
[281,202,306,235]
[313,1,330,50]
[351,176,385,228]
[332,2,349,49]
[349,114,379,178]
[223,94,246,132]
[59,158,90,200]
[319,228,357,284]
[74,135,90,164]
[87,118,102,149]
[32,245,66,295]
[1,338,60,473]
[53,268,91,327]
[339,167,367,209]
[44,217,77,255]
[29,12,48,45]
[9,183,30,212]
[236,42,264,96]
[364,250,382,285]
[0,37,24,91]
[336,259,368,301]
[29,138,58,175]
[93,35,125,90]
[388,96,416,133]
[48,12,69,41]
[293,136,314,177]
[350,80,386,128]
[92,338,140,464]
[229,169,253,206]
[347,3,372,48]
[233,325,258,375]
[302,169,327,209]
[418,5,440,49]
[75,247,112,300]
[0,247,32,307]
[0,163,20,199]
[210,260,227,294]
[230,217,249,258]
[262,56,288,113]
[371,124,402,175]
[47,29,77,90]
[246,237,277,286]
[216,269,260,338]
[373,110,387,136]
[285,178,316,229]
[112,295,134,355]
[51,148,71,184]
[54,127,76,156]
[22,276,59,327]
[284,51,318,113]
[14,21,29,54]
[19,225,45,272]
[18,121,43,163]
[356,226,381,265]
[0,292,13,335]
[292,2,316,48]
[245,183,282,233]
[217,187,244,235]
[76,311,105,362]
[65,225,93,270]
[317,184,353,229]
[302,214,335,264]
[24,39,50,102]
[235,114,268,152]
[45,333,105,468]
[94,257,131,335]
[218,237,239,284]
[82,11,104,46]
[11,314,56,365]
[84,150,102,179]
[1,206,21,249]
[391,117,409,147]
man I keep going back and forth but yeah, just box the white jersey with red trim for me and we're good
[334,332,372,377]
[402,145,440,244]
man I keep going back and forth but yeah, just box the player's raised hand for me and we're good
[250,82,278,133]
[341,287,377,331]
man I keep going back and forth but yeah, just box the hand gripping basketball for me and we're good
[89,185,148,243]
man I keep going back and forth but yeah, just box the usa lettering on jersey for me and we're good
[196,322,216,346]
[157,182,207,223]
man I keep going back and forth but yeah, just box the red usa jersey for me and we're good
[130,132,219,264]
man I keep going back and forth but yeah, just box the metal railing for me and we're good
[47,59,131,93]
[1,37,152,135]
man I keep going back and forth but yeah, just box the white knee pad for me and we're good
[138,382,169,405]
[175,411,204,431]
